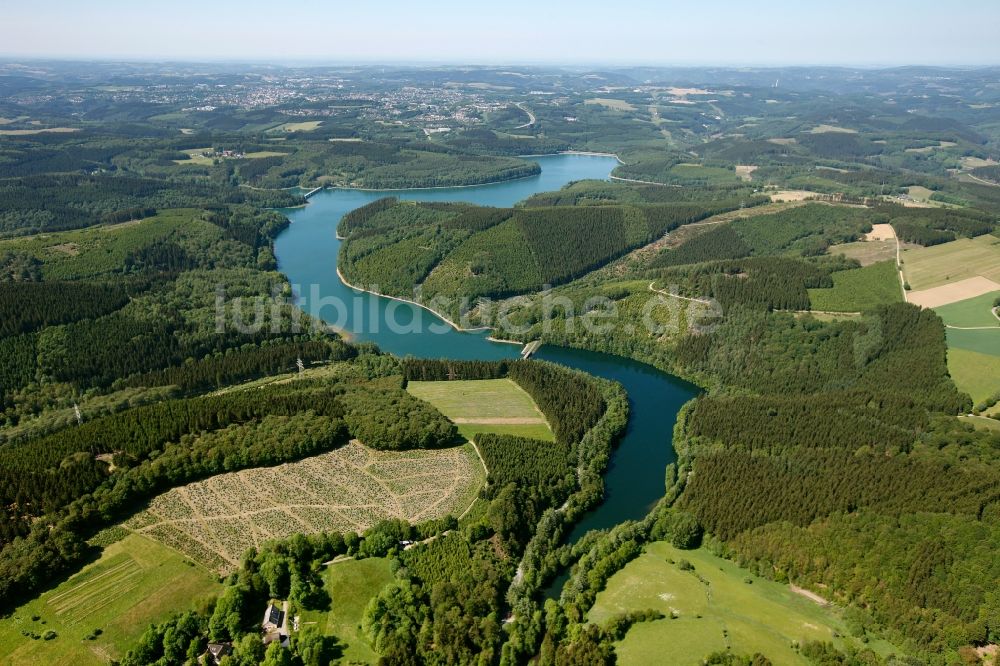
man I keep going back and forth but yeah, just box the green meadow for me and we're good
[946,347,1000,404]
[808,260,902,312]
[300,557,394,664]
[934,291,1000,328]
[407,378,554,442]
[588,541,900,665]
[0,534,219,666]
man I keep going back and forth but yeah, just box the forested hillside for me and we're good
[338,198,746,321]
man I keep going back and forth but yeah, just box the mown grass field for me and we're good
[588,542,898,665]
[934,291,1000,328]
[270,120,324,132]
[172,147,213,165]
[299,557,394,664]
[126,441,485,573]
[946,347,1000,404]
[946,328,1000,357]
[0,127,79,136]
[584,98,637,111]
[808,260,902,312]
[407,379,554,442]
[934,293,1000,404]
[0,534,219,666]
[900,235,1000,290]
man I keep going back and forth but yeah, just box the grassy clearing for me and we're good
[900,235,1000,290]
[946,347,1000,404]
[244,150,289,158]
[127,441,485,573]
[770,190,815,202]
[172,147,214,165]
[589,542,898,665]
[585,98,637,111]
[809,124,857,134]
[907,186,935,203]
[407,379,554,441]
[808,260,902,312]
[796,311,863,323]
[0,534,219,666]
[934,291,1000,328]
[904,141,956,154]
[0,127,79,136]
[300,557,393,663]
[961,156,997,169]
[828,240,896,266]
[270,120,324,132]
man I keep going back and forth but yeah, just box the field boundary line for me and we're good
[945,325,1000,330]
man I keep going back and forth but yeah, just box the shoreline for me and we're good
[292,151,621,194]
[287,151,622,346]
[335,266,506,337]
[559,150,625,164]
[610,175,681,187]
[319,170,542,193]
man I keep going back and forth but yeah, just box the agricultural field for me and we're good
[906,185,937,204]
[807,260,902,312]
[300,557,394,664]
[934,291,1000,328]
[809,124,857,134]
[585,98,637,111]
[908,276,1000,309]
[0,126,79,135]
[770,190,816,202]
[588,542,899,665]
[125,441,485,573]
[406,378,554,441]
[960,156,997,169]
[945,346,1000,404]
[244,150,289,158]
[172,147,213,165]
[0,534,219,666]
[269,120,324,132]
[174,148,287,164]
[900,234,1000,292]
[934,293,1000,403]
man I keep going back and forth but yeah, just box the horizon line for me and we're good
[2,55,1000,70]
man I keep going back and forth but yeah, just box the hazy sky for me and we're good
[2,0,998,66]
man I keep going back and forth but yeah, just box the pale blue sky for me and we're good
[2,0,998,66]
